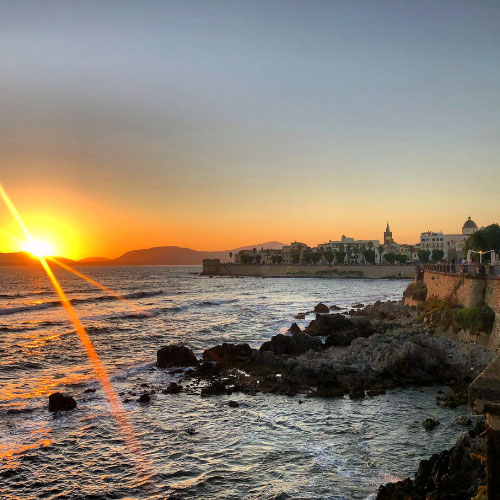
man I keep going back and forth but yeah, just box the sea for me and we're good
[0,265,476,499]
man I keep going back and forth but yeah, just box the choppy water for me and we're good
[0,266,475,499]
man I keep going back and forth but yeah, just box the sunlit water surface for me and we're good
[0,266,475,499]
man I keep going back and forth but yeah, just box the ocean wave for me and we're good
[195,299,239,306]
[0,290,164,316]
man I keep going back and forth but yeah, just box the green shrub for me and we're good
[455,304,495,334]
[403,282,427,301]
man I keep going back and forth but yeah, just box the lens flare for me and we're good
[0,182,155,488]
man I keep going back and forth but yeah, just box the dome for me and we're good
[462,216,478,230]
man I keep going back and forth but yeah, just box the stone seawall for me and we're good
[202,261,415,279]
[423,271,500,350]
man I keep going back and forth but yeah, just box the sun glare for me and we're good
[23,238,55,258]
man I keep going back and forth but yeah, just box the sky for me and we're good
[1,0,499,259]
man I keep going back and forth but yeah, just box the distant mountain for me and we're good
[0,242,286,266]
[78,257,111,263]
[0,252,38,266]
[112,242,285,265]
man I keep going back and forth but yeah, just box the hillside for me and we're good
[0,242,286,266]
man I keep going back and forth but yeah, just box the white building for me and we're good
[317,236,380,264]
[420,217,478,260]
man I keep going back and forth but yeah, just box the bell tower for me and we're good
[384,222,392,246]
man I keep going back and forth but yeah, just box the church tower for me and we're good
[384,222,393,246]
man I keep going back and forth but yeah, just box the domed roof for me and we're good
[462,216,478,229]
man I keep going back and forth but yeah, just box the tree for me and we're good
[363,249,376,264]
[303,249,313,264]
[336,250,346,264]
[431,249,444,262]
[464,224,500,257]
[378,245,384,264]
[255,254,262,264]
[384,252,396,264]
[241,254,253,264]
[229,251,233,263]
[311,252,321,264]
[275,255,283,264]
[395,254,407,264]
[325,250,334,265]
[417,249,431,263]
[291,251,300,264]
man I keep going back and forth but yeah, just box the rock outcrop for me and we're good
[260,333,322,356]
[48,392,77,412]
[157,344,198,368]
[377,423,487,500]
[203,343,253,368]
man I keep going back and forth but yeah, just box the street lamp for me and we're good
[467,249,495,264]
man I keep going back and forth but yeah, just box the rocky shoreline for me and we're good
[51,298,493,498]
[152,299,491,498]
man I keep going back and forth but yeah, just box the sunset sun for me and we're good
[22,238,55,258]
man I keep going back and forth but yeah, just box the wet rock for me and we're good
[84,388,96,393]
[377,431,486,499]
[203,343,253,368]
[137,393,151,403]
[259,333,322,356]
[436,381,469,408]
[314,313,352,334]
[289,322,302,335]
[48,392,77,412]
[294,312,307,320]
[185,427,197,435]
[163,382,182,394]
[228,400,239,408]
[423,417,440,429]
[349,388,366,399]
[366,388,387,397]
[156,344,198,368]
[352,303,365,308]
[314,302,330,313]
[329,305,342,311]
[191,361,223,377]
[455,416,472,426]
[201,380,231,396]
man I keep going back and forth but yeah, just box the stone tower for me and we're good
[384,222,393,246]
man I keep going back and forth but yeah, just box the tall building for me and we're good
[462,216,478,236]
[383,223,393,246]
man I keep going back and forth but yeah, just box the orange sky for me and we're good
[0,178,494,260]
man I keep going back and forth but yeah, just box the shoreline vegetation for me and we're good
[50,281,495,498]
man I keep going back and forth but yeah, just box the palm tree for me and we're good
[378,245,385,264]
[229,252,233,263]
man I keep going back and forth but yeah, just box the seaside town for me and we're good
[234,216,489,267]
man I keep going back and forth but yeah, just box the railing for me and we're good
[421,263,500,277]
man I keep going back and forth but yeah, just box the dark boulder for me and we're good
[423,417,440,429]
[289,322,302,335]
[201,380,231,396]
[377,432,486,499]
[329,305,342,311]
[228,400,240,408]
[156,344,198,368]
[48,392,77,412]
[137,393,151,403]
[294,312,307,320]
[203,343,253,368]
[312,313,354,335]
[349,388,366,399]
[259,333,322,356]
[163,382,182,394]
[314,303,330,313]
